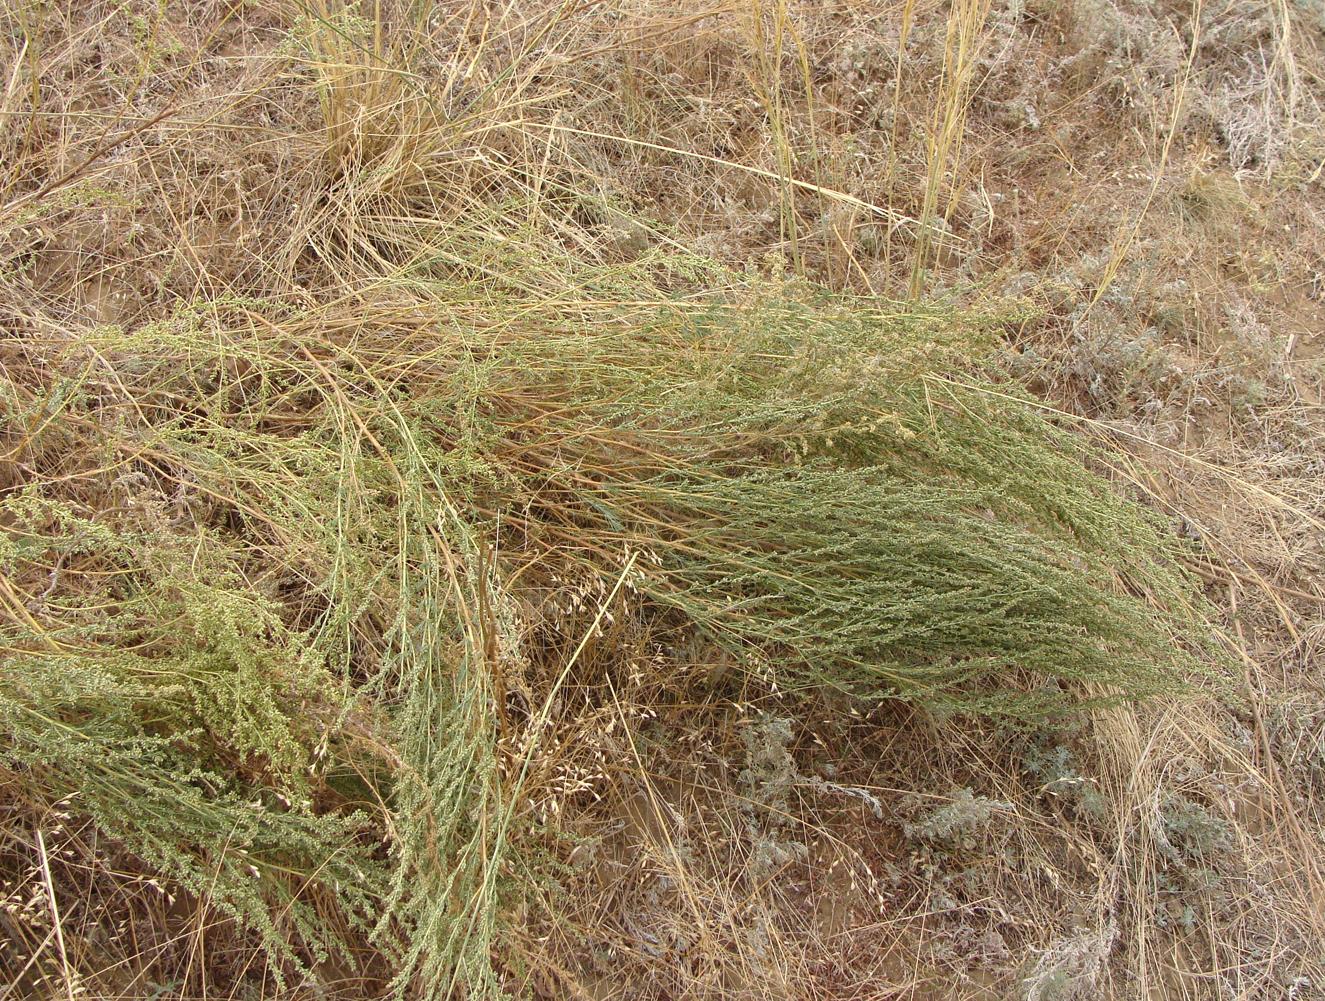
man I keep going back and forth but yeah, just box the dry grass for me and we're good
[2,1,1324,999]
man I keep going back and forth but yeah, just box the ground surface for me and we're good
[2,1,1324,999]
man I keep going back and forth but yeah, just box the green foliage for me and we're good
[0,489,378,984]
[1024,741,1109,820]
[0,659,381,979]
[902,788,1011,844]
[1159,794,1233,863]
[2,278,1222,996]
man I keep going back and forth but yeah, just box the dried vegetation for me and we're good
[1,1,1324,999]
